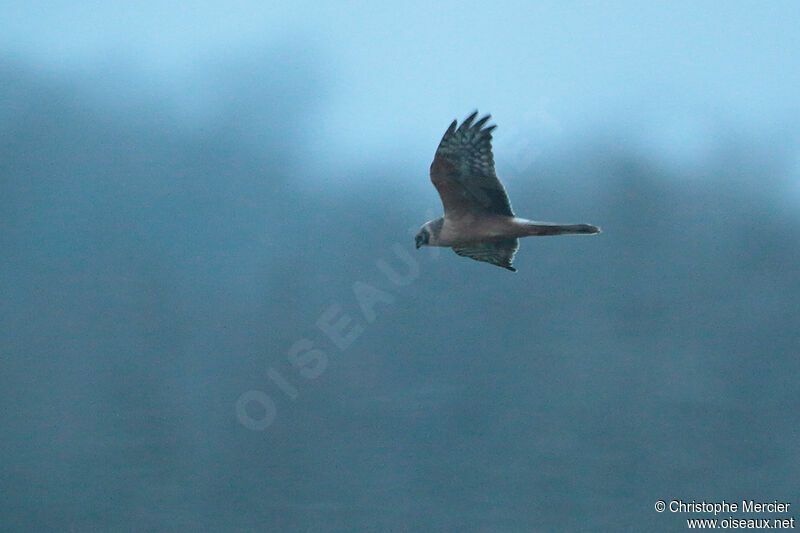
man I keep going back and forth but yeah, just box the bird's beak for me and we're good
[415,241,421,249]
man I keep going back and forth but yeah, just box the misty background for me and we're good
[2,2,799,531]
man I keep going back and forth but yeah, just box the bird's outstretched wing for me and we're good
[430,111,514,217]
[452,239,519,272]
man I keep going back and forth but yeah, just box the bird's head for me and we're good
[414,227,430,249]
[415,217,443,249]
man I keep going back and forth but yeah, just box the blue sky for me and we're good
[3,1,799,172]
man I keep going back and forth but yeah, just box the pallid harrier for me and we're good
[415,111,600,272]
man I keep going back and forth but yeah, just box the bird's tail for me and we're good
[522,221,601,236]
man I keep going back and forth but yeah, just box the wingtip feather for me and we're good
[461,111,479,130]
[473,115,491,131]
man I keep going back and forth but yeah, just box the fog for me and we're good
[1,3,799,531]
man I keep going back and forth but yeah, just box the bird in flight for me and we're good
[415,111,600,272]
